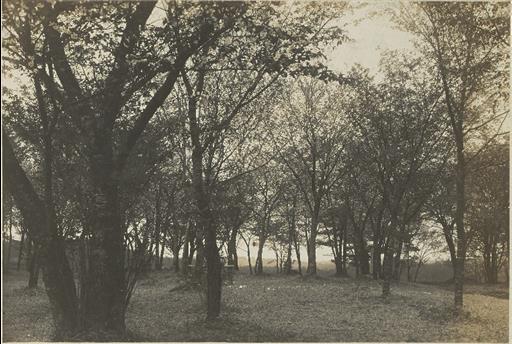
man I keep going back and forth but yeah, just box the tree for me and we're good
[272,78,347,275]
[397,1,510,311]
[466,142,509,283]
[345,56,449,296]
[2,0,280,336]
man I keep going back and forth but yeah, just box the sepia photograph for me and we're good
[1,0,510,342]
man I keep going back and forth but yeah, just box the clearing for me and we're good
[2,269,508,342]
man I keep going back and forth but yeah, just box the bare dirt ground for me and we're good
[2,269,509,342]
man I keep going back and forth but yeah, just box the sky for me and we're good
[327,2,415,76]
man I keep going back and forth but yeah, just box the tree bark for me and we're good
[255,235,266,274]
[306,209,319,275]
[3,132,79,338]
[17,230,25,271]
[393,241,403,281]
[28,243,41,288]
[5,212,13,272]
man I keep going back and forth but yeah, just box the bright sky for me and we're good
[327,2,415,76]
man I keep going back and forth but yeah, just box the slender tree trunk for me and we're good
[342,227,348,276]
[5,213,13,272]
[17,230,25,271]
[194,230,205,279]
[160,240,166,270]
[307,211,319,275]
[28,243,41,288]
[185,70,222,319]
[227,227,239,270]
[26,237,33,272]
[382,245,393,297]
[181,224,190,275]
[359,236,370,275]
[453,132,466,312]
[285,239,292,274]
[154,186,162,271]
[413,260,423,283]
[274,248,279,273]
[255,236,266,274]
[393,242,403,281]
[293,234,302,276]
[382,216,398,297]
[240,233,253,274]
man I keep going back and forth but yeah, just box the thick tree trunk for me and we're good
[4,132,79,338]
[79,115,126,333]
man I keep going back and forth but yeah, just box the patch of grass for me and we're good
[2,269,509,342]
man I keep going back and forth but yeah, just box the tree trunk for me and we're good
[274,248,279,273]
[453,132,466,313]
[28,243,41,288]
[413,260,423,283]
[240,233,253,274]
[5,212,13,272]
[154,186,162,271]
[83,153,126,333]
[373,245,381,280]
[284,239,293,274]
[255,236,266,274]
[293,232,302,275]
[306,212,319,275]
[342,227,348,276]
[382,245,393,297]
[393,241,403,281]
[17,230,25,271]
[181,224,190,275]
[359,237,370,275]
[26,237,33,272]
[159,241,166,270]
[194,230,205,279]
[382,216,398,297]
[227,227,239,270]
[4,132,79,338]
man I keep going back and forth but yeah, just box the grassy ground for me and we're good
[2,269,509,342]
